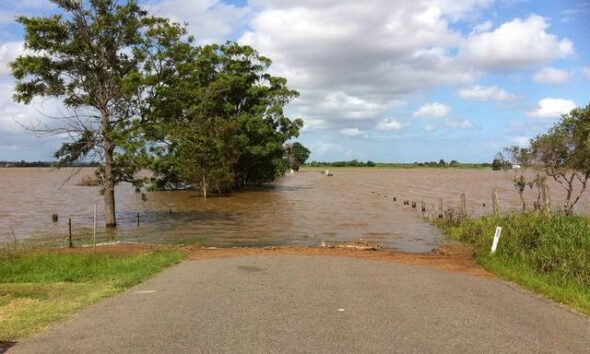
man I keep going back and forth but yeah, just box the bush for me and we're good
[438,213,590,287]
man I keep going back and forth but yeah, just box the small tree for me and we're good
[531,104,590,215]
[503,146,534,212]
[491,153,505,171]
[285,142,310,171]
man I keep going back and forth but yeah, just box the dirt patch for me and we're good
[184,244,493,279]
[48,242,490,278]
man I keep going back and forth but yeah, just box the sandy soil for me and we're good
[183,244,492,279]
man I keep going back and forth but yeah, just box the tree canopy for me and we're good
[10,0,184,227]
[145,41,304,195]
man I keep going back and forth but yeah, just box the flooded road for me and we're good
[0,167,587,251]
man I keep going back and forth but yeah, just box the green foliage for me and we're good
[174,116,237,198]
[285,142,311,171]
[530,103,590,214]
[146,41,303,192]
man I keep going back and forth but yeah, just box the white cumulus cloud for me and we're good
[533,67,570,84]
[457,85,514,101]
[462,15,574,71]
[146,0,250,44]
[423,118,476,131]
[239,0,491,129]
[339,128,368,138]
[376,118,405,131]
[0,41,24,75]
[527,98,576,118]
[444,118,475,129]
[413,102,451,118]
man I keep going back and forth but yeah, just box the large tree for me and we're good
[147,42,303,192]
[11,0,179,227]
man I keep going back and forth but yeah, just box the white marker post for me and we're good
[491,226,502,254]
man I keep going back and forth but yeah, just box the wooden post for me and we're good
[68,218,73,248]
[136,213,140,227]
[460,193,467,218]
[421,201,426,213]
[9,226,17,246]
[492,189,500,216]
[52,214,58,223]
[93,202,97,253]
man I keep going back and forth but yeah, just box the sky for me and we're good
[0,0,589,163]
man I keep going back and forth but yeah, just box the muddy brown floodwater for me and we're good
[0,167,588,252]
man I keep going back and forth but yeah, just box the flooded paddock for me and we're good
[0,167,587,252]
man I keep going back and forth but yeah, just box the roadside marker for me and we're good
[491,226,502,254]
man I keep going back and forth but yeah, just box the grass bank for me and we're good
[436,213,590,315]
[0,246,184,341]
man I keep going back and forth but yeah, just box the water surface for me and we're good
[1,167,586,251]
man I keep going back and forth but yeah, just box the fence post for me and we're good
[492,189,500,216]
[460,193,467,219]
[68,218,73,248]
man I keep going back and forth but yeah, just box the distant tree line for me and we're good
[0,161,100,168]
[10,0,309,227]
[306,159,490,168]
[307,159,377,167]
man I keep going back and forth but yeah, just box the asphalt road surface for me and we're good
[9,256,590,353]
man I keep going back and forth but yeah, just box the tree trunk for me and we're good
[201,175,208,199]
[518,191,526,213]
[564,181,573,215]
[102,110,117,228]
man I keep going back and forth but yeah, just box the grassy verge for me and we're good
[436,213,590,316]
[0,247,185,341]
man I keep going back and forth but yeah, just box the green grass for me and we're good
[436,213,590,315]
[0,248,185,340]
